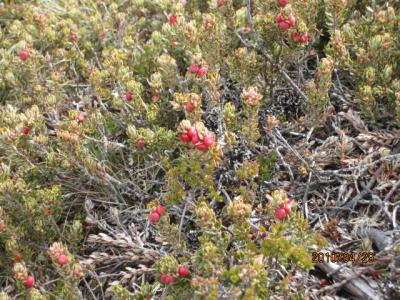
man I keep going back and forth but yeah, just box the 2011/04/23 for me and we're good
[311,251,375,263]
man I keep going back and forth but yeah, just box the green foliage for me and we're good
[325,1,400,124]
[0,0,396,298]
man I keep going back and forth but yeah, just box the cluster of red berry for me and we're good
[275,0,309,43]
[160,266,190,285]
[149,204,165,224]
[275,13,295,31]
[290,31,309,43]
[187,63,207,78]
[23,252,68,289]
[180,127,214,151]
[274,199,293,220]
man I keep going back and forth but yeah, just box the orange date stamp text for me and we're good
[312,251,375,264]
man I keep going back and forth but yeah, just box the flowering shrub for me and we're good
[0,0,397,299]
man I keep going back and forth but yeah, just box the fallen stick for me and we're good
[315,251,384,300]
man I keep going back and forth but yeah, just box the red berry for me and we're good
[77,113,85,123]
[0,223,4,232]
[68,33,77,42]
[155,204,165,215]
[22,127,30,135]
[186,102,195,112]
[125,91,133,101]
[135,139,145,148]
[197,66,207,77]
[169,277,177,284]
[278,0,288,7]
[169,15,177,25]
[191,133,200,145]
[19,50,29,61]
[279,21,290,30]
[152,94,159,103]
[275,208,286,220]
[149,211,160,223]
[217,0,223,7]
[299,33,309,43]
[180,134,191,142]
[160,273,170,284]
[291,31,300,42]
[188,63,199,74]
[203,135,214,147]
[275,13,283,23]
[25,275,35,288]
[178,266,190,278]
[196,143,208,151]
[56,254,68,266]
[187,127,197,138]
[287,15,296,26]
[283,201,292,214]
[160,273,176,285]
